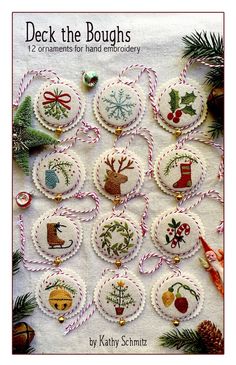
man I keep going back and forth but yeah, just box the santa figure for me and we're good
[199,236,224,297]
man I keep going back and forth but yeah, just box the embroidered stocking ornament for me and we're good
[14,69,86,135]
[154,131,223,201]
[91,192,149,267]
[93,127,154,204]
[64,267,146,334]
[154,57,223,136]
[93,64,158,135]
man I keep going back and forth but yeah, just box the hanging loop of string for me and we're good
[55,120,101,153]
[118,64,159,118]
[176,130,224,181]
[56,192,100,222]
[177,189,224,233]
[179,56,224,84]
[13,69,60,108]
[113,127,154,177]
[139,252,181,275]
[17,215,62,272]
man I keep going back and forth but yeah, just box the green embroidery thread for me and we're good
[45,158,73,189]
[167,89,197,123]
[102,89,136,121]
[106,280,135,315]
[164,153,198,176]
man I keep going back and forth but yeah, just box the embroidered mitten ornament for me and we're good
[93,64,158,135]
[64,267,146,334]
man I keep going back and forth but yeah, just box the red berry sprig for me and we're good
[167,109,182,124]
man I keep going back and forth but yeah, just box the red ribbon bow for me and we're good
[43,91,71,110]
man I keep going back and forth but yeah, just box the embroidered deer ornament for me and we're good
[104,156,134,195]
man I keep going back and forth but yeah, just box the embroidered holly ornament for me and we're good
[13,96,59,175]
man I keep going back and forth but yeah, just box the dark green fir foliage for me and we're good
[13,249,22,275]
[13,96,59,175]
[13,293,37,324]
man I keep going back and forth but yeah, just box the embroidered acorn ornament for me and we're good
[82,71,98,88]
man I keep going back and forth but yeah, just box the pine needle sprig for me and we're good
[159,328,207,354]
[13,293,37,323]
[208,118,224,139]
[13,250,22,275]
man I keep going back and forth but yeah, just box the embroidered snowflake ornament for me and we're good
[31,207,83,264]
[93,148,144,201]
[36,269,86,323]
[34,79,85,133]
[93,77,146,134]
[91,211,143,266]
[94,269,145,326]
[155,78,207,136]
[151,209,204,262]
[32,150,85,201]
[151,272,204,325]
[154,144,206,200]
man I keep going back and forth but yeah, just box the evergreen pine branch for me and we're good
[13,293,37,323]
[13,345,35,355]
[208,118,224,139]
[13,250,22,275]
[159,328,207,354]
[14,96,33,127]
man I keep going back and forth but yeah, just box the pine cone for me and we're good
[197,320,224,354]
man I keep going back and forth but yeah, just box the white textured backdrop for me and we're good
[13,12,223,354]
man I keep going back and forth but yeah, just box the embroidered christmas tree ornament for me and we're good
[36,269,86,323]
[151,272,204,326]
[93,64,158,135]
[151,209,204,262]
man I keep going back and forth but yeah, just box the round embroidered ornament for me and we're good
[93,148,145,201]
[151,209,204,260]
[151,272,204,324]
[91,212,143,265]
[93,78,146,133]
[154,144,206,198]
[32,150,86,200]
[94,269,145,325]
[36,269,86,322]
[155,78,207,135]
[34,79,85,133]
[31,207,83,263]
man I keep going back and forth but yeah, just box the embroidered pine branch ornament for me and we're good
[34,79,85,133]
[151,273,204,325]
[35,269,86,323]
[93,78,146,134]
[155,78,207,135]
[13,96,59,175]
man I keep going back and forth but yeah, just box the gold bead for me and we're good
[115,259,122,268]
[172,319,180,327]
[113,196,121,206]
[55,193,62,202]
[115,127,123,136]
[119,318,126,326]
[175,192,183,201]
[58,316,65,323]
[54,256,62,266]
[173,255,180,264]
[175,129,182,138]
[55,127,63,137]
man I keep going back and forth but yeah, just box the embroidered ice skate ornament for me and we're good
[154,144,206,200]
[92,212,143,265]
[34,79,85,133]
[93,149,144,201]
[93,78,146,134]
[151,209,204,261]
[94,269,145,326]
[31,207,83,264]
[32,150,85,200]
[36,269,86,323]
[151,272,204,325]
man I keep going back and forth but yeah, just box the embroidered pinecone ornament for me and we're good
[197,320,224,354]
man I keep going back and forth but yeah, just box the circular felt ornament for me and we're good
[155,78,208,135]
[32,150,86,200]
[91,212,143,265]
[94,269,145,325]
[36,269,86,321]
[93,78,146,133]
[34,79,85,132]
[151,209,204,260]
[93,148,145,200]
[154,144,206,197]
[151,272,204,323]
[31,207,83,263]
